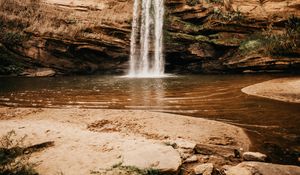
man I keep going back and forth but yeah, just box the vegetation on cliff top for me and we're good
[239,15,300,57]
[0,0,131,41]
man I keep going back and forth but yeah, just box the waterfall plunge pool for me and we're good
[0,74,299,165]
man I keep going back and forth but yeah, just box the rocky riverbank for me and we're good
[0,107,299,175]
[0,0,299,76]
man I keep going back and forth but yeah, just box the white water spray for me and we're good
[128,0,165,77]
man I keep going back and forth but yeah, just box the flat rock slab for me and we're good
[22,68,56,77]
[0,108,251,174]
[242,152,267,162]
[194,163,214,175]
[224,162,300,175]
[242,77,300,103]
[122,142,181,173]
[0,120,181,175]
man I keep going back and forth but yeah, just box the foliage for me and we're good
[0,130,38,175]
[193,0,229,6]
[205,0,223,4]
[211,7,243,22]
[0,0,36,45]
[239,15,300,57]
[239,40,262,53]
[0,31,28,46]
[187,0,199,6]
[92,163,161,175]
[0,0,41,18]
[0,43,26,75]
[263,16,299,55]
[0,0,132,40]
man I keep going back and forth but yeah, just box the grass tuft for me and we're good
[0,130,37,175]
[0,130,55,175]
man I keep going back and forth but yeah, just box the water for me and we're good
[0,74,299,164]
[128,0,165,77]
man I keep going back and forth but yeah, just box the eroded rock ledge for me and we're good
[0,0,300,75]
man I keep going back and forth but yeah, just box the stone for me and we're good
[177,148,194,160]
[168,138,196,150]
[223,164,252,175]
[195,144,239,158]
[242,152,267,162]
[194,163,214,175]
[35,68,56,77]
[188,43,216,59]
[224,162,300,175]
[209,32,247,47]
[184,155,198,163]
[22,68,56,77]
[122,142,182,174]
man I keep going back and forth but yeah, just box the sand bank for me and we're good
[242,77,300,103]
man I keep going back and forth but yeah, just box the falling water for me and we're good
[128,0,165,77]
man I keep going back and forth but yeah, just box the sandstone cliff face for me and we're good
[0,0,132,75]
[0,0,299,75]
[164,0,300,73]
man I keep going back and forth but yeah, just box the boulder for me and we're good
[170,139,197,150]
[188,43,217,59]
[194,163,214,175]
[22,68,56,77]
[224,162,300,175]
[177,148,195,160]
[184,155,198,163]
[242,152,267,162]
[195,144,240,158]
[35,68,56,77]
[122,142,182,174]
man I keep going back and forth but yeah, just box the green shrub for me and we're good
[205,0,223,4]
[92,164,161,175]
[211,7,243,22]
[187,0,199,6]
[262,16,300,56]
[239,40,262,52]
[239,16,300,57]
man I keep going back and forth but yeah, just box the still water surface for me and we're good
[0,74,299,164]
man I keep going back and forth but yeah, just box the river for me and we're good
[0,74,299,165]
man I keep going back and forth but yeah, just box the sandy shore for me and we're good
[0,107,251,174]
[242,77,300,103]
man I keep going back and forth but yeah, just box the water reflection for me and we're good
[127,78,165,109]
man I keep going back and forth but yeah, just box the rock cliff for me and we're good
[0,0,299,75]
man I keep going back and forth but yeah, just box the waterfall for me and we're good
[128,0,165,77]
